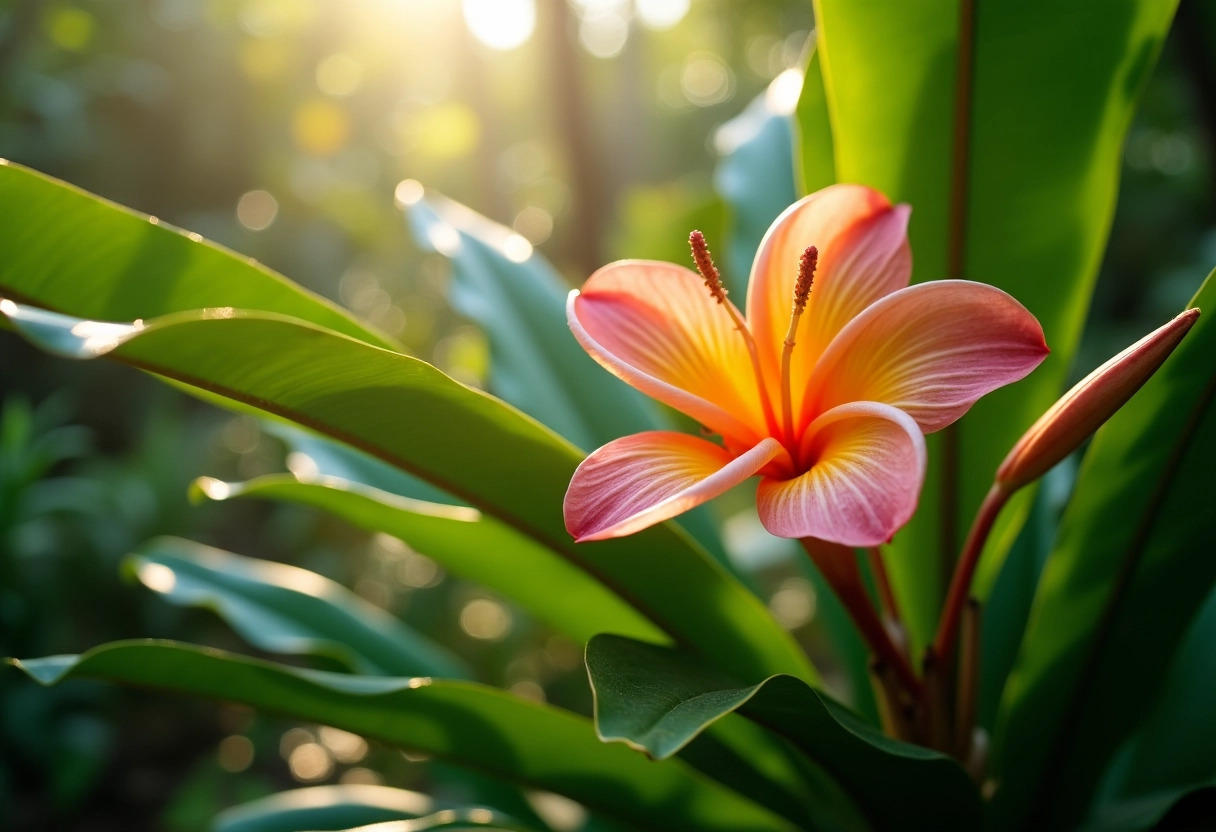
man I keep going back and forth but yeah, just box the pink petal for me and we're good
[756,402,926,545]
[569,261,769,446]
[802,280,1049,434]
[565,432,785,542]
[746,185,911,409]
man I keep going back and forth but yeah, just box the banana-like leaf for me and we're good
[192,475,664,647]
[992,273,1216,830]
[586,634,981,831]
[401,190,731,571]
[812,0,1180,649]
[124,537,469,678]
[0,160,394,350]
[403,190,657,453]
[0,300,814,685]
[794,41,835,196]
[8,641,797,832]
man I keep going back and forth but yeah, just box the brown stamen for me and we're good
[688,229,780,437]
[780,246,818,446]
[689,230,730,304]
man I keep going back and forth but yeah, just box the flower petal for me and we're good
[756,402,926,545]
[565,432,785,542]
[746,185,911,397]
[569,261,768,445]
[802,280,1049,433]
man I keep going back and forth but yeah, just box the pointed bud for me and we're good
[996,308,1201,492]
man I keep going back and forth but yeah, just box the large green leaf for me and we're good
[793,40,835,196]
[1098,582,1216,804]
[8,641,797,832]
[586,634,981,832]
[0,300,813,685]
[402,190,730,571]
[403,190,657,453]
[124,537,469,679]
[0,160,395,350]
[812,0,1180,649]
[192,475,664,647]
[991,274,1216,830]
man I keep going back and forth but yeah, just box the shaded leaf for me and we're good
[124,537,469,678]
[9,641,797,832]
[587,634,981,831]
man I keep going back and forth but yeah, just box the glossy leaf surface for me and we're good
[9,641,797,832]
[194,474,664,646]
[0,300,813,685]
[403,190,657,452]
[812,0,1180,649]
[215,785,438,832]
[0,160,394,349]
[993,274,1216,830]
[124,536,469,678]
[586,634,981,831]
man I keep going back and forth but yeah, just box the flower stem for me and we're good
[866,545,903,635]
[800,537,922,696]
[933,483,1009,662]
[954,598,981,761]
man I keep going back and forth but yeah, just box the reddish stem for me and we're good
[866,545,903,630]
[801,538,922,696]
[933,483,1010,662]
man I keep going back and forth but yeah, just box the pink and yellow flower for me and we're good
[563,184,1048,547]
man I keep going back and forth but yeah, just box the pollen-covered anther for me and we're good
[792,245,818,315]
[689,230,729,305]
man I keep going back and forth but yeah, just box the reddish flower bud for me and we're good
[996,307,1201,492]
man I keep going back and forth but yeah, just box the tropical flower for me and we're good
[563,184,1048,546]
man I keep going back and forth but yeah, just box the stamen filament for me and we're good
[689,230,781,438]
[780,246,817,448]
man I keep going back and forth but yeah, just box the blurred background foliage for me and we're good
[0,0,1214,829]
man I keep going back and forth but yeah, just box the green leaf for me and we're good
[586,634,981,831]
[403,190,658,452]
[214,784,438,832]
[8,641,798,832]
[123,536,469,679]
[1079,787,1216,832]
[1101,582,1216,803]
[402,191,732,572]
[794,40,835,196]
[192,475,665,647]
[813,0,1180,650]
[214,785,539,832]
[0,160,395,350]
[0,300,814,685]
[991,273,1216,830]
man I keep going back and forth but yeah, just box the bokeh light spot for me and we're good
[316,53,363,97]
[236,190,279,231]
[460,598,512,641]
[288,742,333,781]
[636,0,689,30]
[48,8,96,52]
[293,99,351,157]
[217,735,255,772]
[414,103,480,161]
[462,0,535,51]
